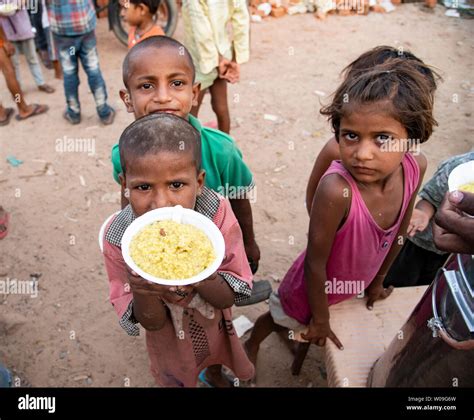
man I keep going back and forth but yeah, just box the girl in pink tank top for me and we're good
[246,57,437,369]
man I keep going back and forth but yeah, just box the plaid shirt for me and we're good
[46,0,96,36]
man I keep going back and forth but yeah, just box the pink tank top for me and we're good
[279,153,420,325]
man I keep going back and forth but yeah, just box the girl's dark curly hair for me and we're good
[321,58,439,144]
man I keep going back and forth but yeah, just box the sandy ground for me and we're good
[0,5,473,388]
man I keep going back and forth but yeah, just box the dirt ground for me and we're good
[0,5,473,388]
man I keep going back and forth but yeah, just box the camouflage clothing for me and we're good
[410,152,474,255]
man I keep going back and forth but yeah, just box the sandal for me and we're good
[38,84,55,94]
[197,368,236,388]
[100,108,116,126]
[63,111,81,125]
[0,107,14,126]
[0,207,9,240]
[15,104,48,121]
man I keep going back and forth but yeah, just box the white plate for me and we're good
[121,205,225,286]
[448,161,474,192]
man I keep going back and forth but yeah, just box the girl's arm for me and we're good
[407,199,435,237]
[415,198,436,218]
[305,137,340,215]
[302,173,350,349]
[366,153,428,309]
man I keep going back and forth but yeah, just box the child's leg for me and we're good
[77,31,114,121]
[277,329,297,354]
[190,89,206,118]
[0,103,12,125]
[53,60,63,80]
[22,39,54,92]
[209,77,231,134]
[245,311,286,367]
[46,28,62,79]
[30,1,48,53]
[9,41,21,85]
[54,33,81,119]
[0,47,30,115]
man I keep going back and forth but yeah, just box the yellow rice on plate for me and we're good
[129,220,216,280]
[459,182,474,193]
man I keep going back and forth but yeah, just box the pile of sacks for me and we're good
[249,0,398,21]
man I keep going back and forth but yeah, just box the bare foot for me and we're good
[39,50,52,69]
[0,107,14,126]
[315,11,327,20]
[38,84,55,94]
[17,104,49,121]
[203,366,233,388]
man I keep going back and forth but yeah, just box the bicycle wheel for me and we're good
[109,0,179,47]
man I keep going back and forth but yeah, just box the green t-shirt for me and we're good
[111,115,254,197]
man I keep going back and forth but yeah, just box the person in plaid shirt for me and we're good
[46,0,115,125]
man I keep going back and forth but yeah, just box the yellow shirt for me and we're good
[182,0,250,78]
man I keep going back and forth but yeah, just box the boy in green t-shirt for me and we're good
[112,35,270,387]
[113,35,261,274]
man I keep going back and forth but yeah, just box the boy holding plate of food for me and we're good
[102,113,254,387]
